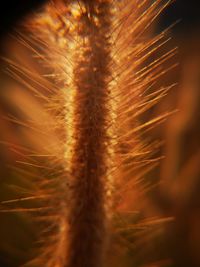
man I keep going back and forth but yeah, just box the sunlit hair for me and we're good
[1,1,177,266]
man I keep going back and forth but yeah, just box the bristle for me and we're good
[1,0,176,266]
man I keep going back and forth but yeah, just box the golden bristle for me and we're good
[0,1,177,267]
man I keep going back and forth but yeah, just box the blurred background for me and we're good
[0,0,200,266]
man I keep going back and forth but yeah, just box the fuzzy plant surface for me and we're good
[0,0,177,267]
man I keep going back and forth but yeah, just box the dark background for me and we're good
[0,0,47,39]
